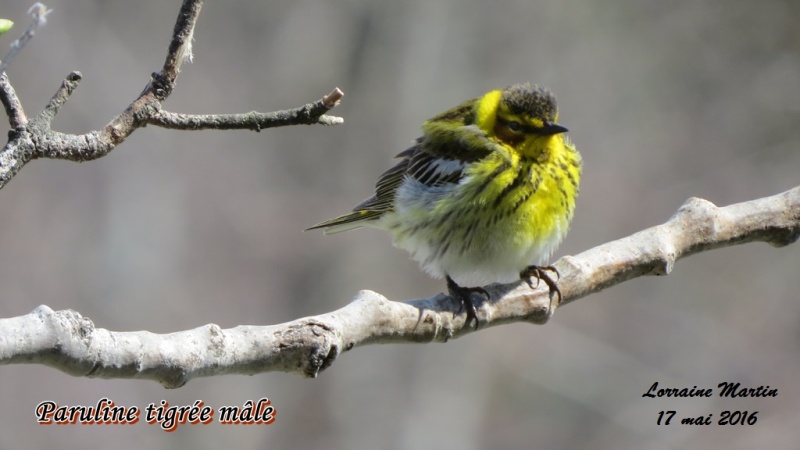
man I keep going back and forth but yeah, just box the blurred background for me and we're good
[1,0,799,448]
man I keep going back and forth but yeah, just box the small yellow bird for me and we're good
[309,83,581,327]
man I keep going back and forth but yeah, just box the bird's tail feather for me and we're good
[306,210,383,234]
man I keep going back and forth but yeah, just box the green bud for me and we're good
[0,19,13,35]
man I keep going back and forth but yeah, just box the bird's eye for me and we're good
[507,121,522,132]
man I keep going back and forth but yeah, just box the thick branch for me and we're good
[1,186,797,388]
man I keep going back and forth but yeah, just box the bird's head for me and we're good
[476,83,568,155]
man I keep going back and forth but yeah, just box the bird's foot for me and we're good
[520,265,562,310]
[446,275,489,330]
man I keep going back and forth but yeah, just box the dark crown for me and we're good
[502,83,558,121]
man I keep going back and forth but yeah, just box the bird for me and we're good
[308,83,581,328]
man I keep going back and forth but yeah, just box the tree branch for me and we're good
[1,186,797,388]
[149,88,345,130]
[0,72,25,130]
[0,3,52,77]
[0,3,53,129]
[0,0,344,190]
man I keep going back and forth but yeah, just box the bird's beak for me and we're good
[539,122,568,135]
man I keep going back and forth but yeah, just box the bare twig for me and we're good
[0,3,52,129]
[150,87,346,130]
[161,0,201,78]
[0,186,797,388]
[0,3,51,76]
[0,0,344,190]
[0,72,25,128]
[33,71,82,127]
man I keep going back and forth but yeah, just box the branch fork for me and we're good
[0,0,343,190]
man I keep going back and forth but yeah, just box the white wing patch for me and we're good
[427,158,465,178]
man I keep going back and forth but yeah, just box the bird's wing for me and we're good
[308,99,498,234]
[352,142,418,212]
[305,142,418,233]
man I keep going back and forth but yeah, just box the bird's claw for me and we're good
[520,265,562,308]
[446,276,488,330]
